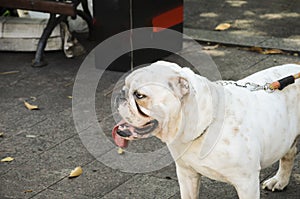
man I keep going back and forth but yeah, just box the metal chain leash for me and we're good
[215,81,275,92]
[216,72,300,93]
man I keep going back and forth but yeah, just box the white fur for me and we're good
[122,61,300,199]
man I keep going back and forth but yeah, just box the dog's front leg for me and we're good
[176,164,201,199]
[232,172,260,199]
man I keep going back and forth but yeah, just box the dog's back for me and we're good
[238,64,300,86]
[219,64,300,169]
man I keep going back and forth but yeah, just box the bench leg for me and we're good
[32,13,67,67]
[76,9,94,39]
[80,0,92,19]
[77,0,94,39]
[32,0,92,67]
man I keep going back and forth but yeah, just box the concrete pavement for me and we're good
[1,0,300,198]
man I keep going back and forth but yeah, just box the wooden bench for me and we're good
[0,0,93,67]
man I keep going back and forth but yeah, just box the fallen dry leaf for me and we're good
[245,47,286,55]
[214,23,231,31]
[262,49,284,55]
[26,135,37,138]
[1,157,14,162]
[203,44,220,50]
[64,82,73,87]
[0,132,4,137]
[69,166,83,178]
[24,101,39,110]
[24,190,33,193]
[246,46,264,53]
[67,96,73,99]
[0,70,19,75]
[118,147,124,155]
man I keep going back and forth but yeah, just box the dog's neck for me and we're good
[182,76,218,142]
[166,76,225,160]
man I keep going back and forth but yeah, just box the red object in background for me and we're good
[93,0,183,72]
[152,6,183,32]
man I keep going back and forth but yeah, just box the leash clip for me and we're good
[263,83,275,93]
[245,82,275,92]
[245,83,264,91]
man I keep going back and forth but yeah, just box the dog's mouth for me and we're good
[112,119,158,148]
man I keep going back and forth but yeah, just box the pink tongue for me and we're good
[112,124,129,148]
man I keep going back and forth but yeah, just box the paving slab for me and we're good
[185,0,300,39]
[31,188,92,199]
[101,174,179,199]
[49,160,134,198]
[184,0,300,51]
[1,5,300,197]
[1,135,94,199]
[0,109,75,175]
[184,28,300,52]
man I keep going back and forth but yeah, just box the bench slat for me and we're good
[0,0,76,17]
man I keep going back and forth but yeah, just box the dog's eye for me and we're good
[133,91,146,99]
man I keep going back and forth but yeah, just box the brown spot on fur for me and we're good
[233,127,239,136]
[155,132,163,140]
[223,139,230,145]
[136,100,148,109]
[174,127,179,132]
[242,172,251,178]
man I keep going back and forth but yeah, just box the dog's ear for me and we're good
[168,76,190,99]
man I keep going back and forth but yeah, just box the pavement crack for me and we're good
[27,159,96,199]
[245,55,269,70]
[38,134,78,155]
[99,174,137,198]
[28,117,48,129]
[0,134,78,177]
[167,191,180,199]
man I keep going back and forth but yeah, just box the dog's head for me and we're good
[112,61,213,147]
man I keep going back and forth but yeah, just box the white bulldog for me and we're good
[112,61,300,199]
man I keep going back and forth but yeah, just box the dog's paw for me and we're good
[262,176,289,191]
